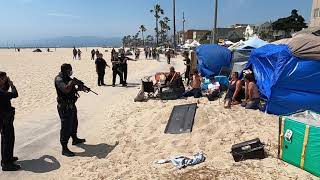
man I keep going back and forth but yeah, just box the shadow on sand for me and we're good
[75,141,119,159]
[18,155,60,173]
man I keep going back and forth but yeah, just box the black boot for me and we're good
[1,157,18,167]
[62,144,75,157]
[72,137,86,145]
[2,162,21,171]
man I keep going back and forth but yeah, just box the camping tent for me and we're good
[237,36,268,50]
[229,36,268,51]
[231,51,250,73]
[246,44,320,115]
[196,44,232,78]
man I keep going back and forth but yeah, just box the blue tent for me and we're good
[196,44,232,78]
[246,44,320,115]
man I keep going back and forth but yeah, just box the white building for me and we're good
[310,0,320,27]
[244,25,257,40]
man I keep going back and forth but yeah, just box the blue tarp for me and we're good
[196,44,232,78]
[246,44,320,115]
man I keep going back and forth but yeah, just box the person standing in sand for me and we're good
[183,51,191,85]
[119,53,129,85]
[0,72,20,171]
[54,64,86,157]
[91,49,96,60]
[77,49,82,60]
[73,47,77,60]
[95,49,100,58]
[95,53,109,86]
[111,54,125,87]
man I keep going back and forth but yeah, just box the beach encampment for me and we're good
[196,44,232,78]
[246,44,320,115]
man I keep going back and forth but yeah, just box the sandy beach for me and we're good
[0,48,317,180]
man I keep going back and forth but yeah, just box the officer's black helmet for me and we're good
[61,63,72,73]
[0,71,6,77]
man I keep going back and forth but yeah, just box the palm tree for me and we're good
[139,25,147,47]
[150,4,164,47]
[159,17,170,44]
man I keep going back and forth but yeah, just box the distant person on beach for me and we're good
[144,47,148,59]
[148,48,152,59]
[111,48,116,59]
[95,49,100,58]
[77,49,82,60]
[91,49,96,60]
[95,53,109,86]
[241,73,260,110]
[166,49,171,64]
[0,71,21,171]
[111,54,125,87]
[183,69,202,98]
[73,47,77,60]
[183,51,191,85]
[54,64,86,157]
[156,49,160,61]
[224,72,244,108]
[17,48,20,52]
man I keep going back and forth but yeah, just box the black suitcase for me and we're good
[231,138,266,162]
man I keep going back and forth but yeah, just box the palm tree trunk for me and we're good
[142,32,145,47]
[156,18,159,47]
[173,0,176,49]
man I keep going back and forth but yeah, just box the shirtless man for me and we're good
[242,73,260,109]
[183,69,202,98]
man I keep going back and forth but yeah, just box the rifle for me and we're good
[73,78,98,95]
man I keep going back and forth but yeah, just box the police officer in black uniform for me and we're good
[119,53,128,85]
[54,64,86,157]
[0,72,20,171]
[95,53,109,86]
[111,53,125,87]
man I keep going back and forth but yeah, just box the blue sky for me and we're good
[0,0,312,42]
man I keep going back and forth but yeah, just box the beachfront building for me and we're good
[178,30,211,44]
[310,0,320,27]
[244,25,258,40]
[257,21,274,41]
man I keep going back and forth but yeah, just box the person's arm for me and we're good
[245,81,249,101]
[3,79,19,99]
[55,77,75,94]
[248,83,253,101]
[232,80,242,101]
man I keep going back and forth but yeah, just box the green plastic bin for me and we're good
[278,110,320,177]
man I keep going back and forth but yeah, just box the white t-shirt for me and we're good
[208,82,220,92]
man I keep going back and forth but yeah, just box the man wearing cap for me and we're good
[54,64,86,157]
[0,72,20,171]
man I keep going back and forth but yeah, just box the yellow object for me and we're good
[300,125,310,169]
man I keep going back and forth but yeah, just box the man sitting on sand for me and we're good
[206,76,220,101]
[241,73,260,110]
[183,69,202,98]
[165,67,179,86]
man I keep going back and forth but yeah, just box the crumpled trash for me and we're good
[155,152,206,169]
